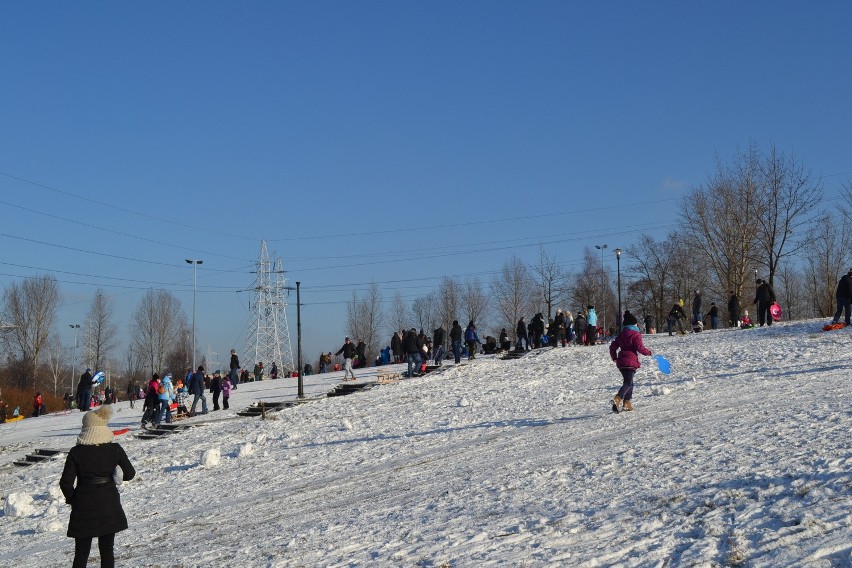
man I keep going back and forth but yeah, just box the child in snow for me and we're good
[609,310,653,413]
[173,380,189,418]
[221,375,231,410]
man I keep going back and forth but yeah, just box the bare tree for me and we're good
[490,257,536,340]
[411,293,437,333]
[682,146,763,297]
[841,179,852,223]
[388,291,408,336]
[462,278,489,330]
[627,234,679,328]
[84,289,119,373]
[165,322,192,378]
[123,345,146,390]
[1,274,61,389]
[45,335,67,396]
[755,144,823,286]
[346,282,384,365]
[436,277,461,334]
[774,262,807,321]
[802,211,850,317]
[532,247,569,320]
[131,289,187,375]
[570,248,615,329]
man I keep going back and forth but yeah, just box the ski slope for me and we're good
[1,320,850,567]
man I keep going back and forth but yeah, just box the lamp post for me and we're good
[296,281,303,399]
[69,324,80,397]
[595,244,608,329]
[185,259,203,371]
[614,249,623,328]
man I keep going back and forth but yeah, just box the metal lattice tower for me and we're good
[244,241,295,374]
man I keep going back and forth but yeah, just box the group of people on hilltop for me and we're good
[139,365,234,427]
[516,306,602,350]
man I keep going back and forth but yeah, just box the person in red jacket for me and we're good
[609,311,652,413]
[33,392,45,417]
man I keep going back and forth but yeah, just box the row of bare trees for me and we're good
[1,281,191,394]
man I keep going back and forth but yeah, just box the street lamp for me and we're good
[614,249,623,328]
[69,324,80,398]
[595,244,608,329]
[296,281,303,399]
[185,259,203,371]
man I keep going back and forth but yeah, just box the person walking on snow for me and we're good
[450,320,463,363]
[229,349,240,390]
[60,404,136,568]
[752,278,777,327]
[692,290,703,327]
[403,328,421,377]
[609,310,652,413]
[188,365,208,416]
[464,321,480,360]
[516,316,529,351]
[433,325,446,366]
[667,300,687,335]
[335,336,358,380]
[831,268,852,326]
[585,306,598,345]
[727,290,741,328]
[76,368,94,413]
[154,372,174,425]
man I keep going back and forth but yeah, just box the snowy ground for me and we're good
[1,320,850,567]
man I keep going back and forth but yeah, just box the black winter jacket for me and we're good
[753,282,776,304]
[60,443,135,538]
[668,304,687,320]
[728,294,741,315]
[836,274,852,299]
[403,331,420,354]
[450,323,463,342]
[433,327,446,347]
[336,342,357,359]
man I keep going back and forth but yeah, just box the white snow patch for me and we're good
[238,442,254,457]
[201,447,221,467]
[4,492,35,517]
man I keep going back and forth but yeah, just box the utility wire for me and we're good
[0,198,254,263]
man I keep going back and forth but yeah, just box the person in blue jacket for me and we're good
[154,372,174,425]
[464,321,480,360]
[585,305,598,345]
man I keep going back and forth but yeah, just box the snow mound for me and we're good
[238,442,254,457]
[201,447,221,467]
[5,492,35,517]
[651,385,672,396]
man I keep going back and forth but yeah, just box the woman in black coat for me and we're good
[60,404,136,568]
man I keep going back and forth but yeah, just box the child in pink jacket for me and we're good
[609,310,652,413]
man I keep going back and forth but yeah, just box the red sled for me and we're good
[112,428,130,436]
[769,303,782,321]
[823,322,845,331]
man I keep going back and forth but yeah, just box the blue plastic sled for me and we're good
[92,371,106,385]
[652,354,671,375]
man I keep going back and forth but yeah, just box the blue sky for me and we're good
[2,1,851,369]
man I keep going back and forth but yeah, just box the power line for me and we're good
[0,170,259,243]
[0,198,254,263]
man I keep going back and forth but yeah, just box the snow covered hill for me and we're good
[1,320,850,567]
